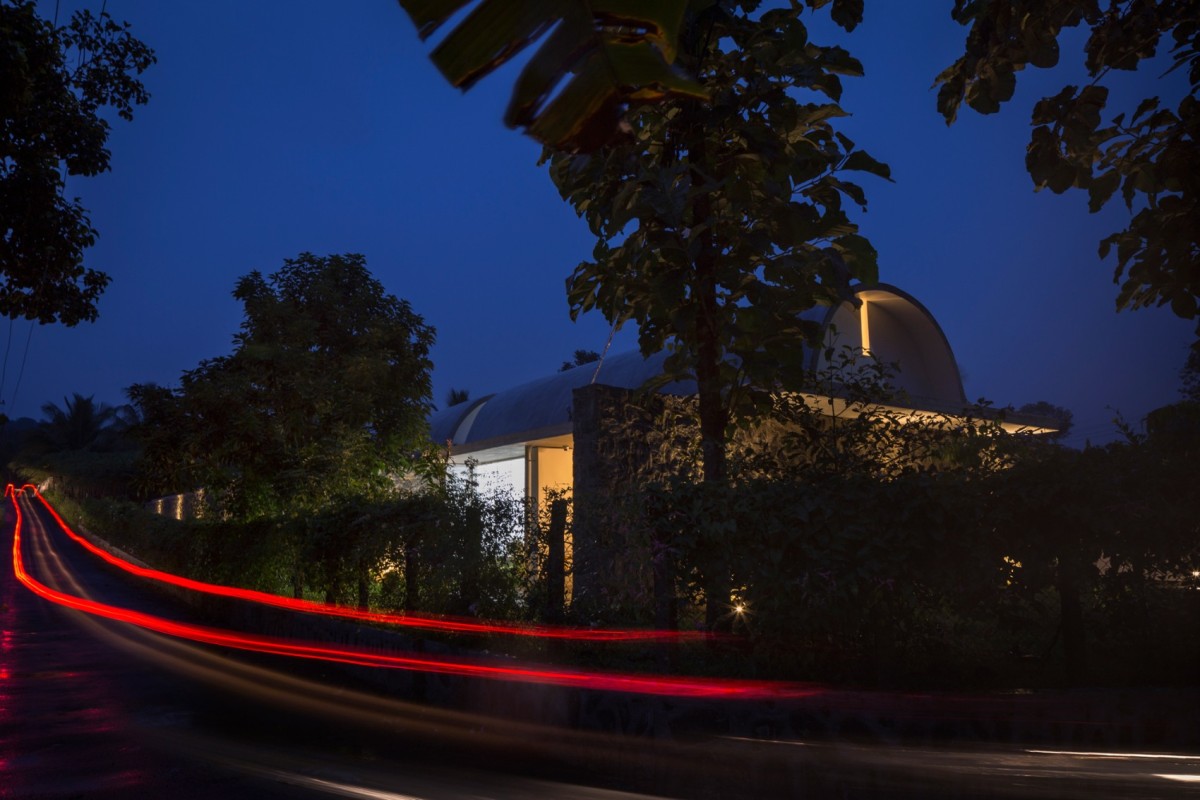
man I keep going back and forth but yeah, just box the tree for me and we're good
[131,253,436,518]
[559,348,600,371]
[397,2,888,625]
[394,0,889,483]
[935,1,1199,339]
[549,2,887,487]
[1,0,155,325]
[395,0,707,151]
[549,2,887,627]
[1017,399,1074,441]
[445,387,470,406]
[28,392,117,452]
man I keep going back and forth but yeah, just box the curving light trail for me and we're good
[7,485,822,700]
[24,484,714,643]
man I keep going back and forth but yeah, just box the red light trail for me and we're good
[24,484,712,643]
[7,485,822,701]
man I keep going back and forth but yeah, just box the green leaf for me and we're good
[1025,125,1061,187]
[843,149,892,180]
[828,177,867,208]
[1170,291,1196,319]
[965,69,999,114]
[505,16,589,128]
[833,233,878,284]
[1131,95,1160,124]
[935,67,967,124]
[1075,84,1109,130]
[428,0,559,89]
[800,103,850,126]
[992,64,1017,104]
[1026,33,1060,69]
[399,0,479,40]
[1087,169,1120,212]
[399,0,706,151]
[815,44,864,77]
[830,0,864,33]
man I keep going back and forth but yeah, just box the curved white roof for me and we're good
[815,284,967,408]
[430,284,966,454]
[428,350,694,452]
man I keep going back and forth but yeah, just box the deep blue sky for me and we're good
[9,1,1193,448]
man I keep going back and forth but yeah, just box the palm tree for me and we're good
[31,393,119,452]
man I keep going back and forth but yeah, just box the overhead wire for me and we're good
[8,323,35,415]
[0,318,13,403]
[590,320,619,385]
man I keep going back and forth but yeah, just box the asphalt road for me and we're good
[2,489,336,799]
[1,491,675,799]
[3,489,1199,799]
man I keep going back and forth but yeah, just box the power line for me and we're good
[8,323,35,417]
[0,318,12,403]
[590,321,619,385]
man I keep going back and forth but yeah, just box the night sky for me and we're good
[9,1,1194,449]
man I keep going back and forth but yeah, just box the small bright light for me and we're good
[734,604,746,615]
[1192,570,1199,578]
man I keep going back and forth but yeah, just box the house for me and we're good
[427,283,1055,513]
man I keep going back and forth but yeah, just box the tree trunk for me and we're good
[691,137,731,633]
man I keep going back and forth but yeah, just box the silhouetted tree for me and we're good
[551,4,886,495]
[445,387,470,406]
[938,1,1199,338]
[559,349,601,371]
[1,0,155,324]
[131,253,436,518]
[1018,400,1074,441]
[28,393,118,452]
[549,3,886,629]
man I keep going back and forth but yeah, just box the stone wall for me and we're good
[570,383,671,620]
[145,490,204,520]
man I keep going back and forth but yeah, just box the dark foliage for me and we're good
[129,253,436,518]
[937,0,1199,338]
[0,0,154,324]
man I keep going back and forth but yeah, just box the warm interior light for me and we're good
[859,298,871,356]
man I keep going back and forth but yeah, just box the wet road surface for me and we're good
[1,493,334,799]
[1,491,671,799]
